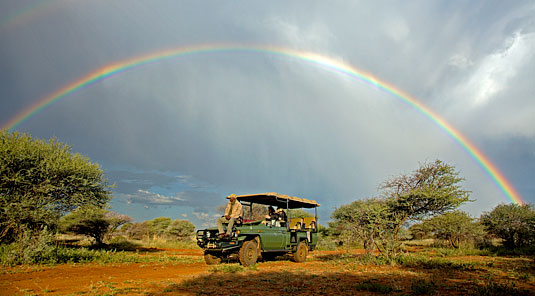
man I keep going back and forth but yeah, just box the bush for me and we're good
[59,206,132,245]
[0,227,56,265]
[125,217,195,241]
[315,235,338,251]
[0,131,112,243]
[481,203,535,248]
[418,211,486,248]
[166,219,195,240]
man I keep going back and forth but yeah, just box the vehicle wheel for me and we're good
[293,241,308,263]
[238,240,258,267]
[204,253,221,265]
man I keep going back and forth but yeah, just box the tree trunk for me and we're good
[394,213,409,240]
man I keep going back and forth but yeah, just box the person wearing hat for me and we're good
[262,206,277,226]
[276,206,287,223]
[217,194,243,238]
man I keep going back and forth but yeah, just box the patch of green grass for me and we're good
[355,280,395,294]
[472,279,531,296]
[0,243,202,266]
[325,252,479,271]
[415,257,476,270]
[433,247,492,257]
[209,264,245,273]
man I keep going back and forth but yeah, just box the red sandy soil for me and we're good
[1,249,534,295]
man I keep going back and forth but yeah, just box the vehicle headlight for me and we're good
[206,231,210,238]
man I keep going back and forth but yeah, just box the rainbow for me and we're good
[1,44,524,205]
[0,1,63,35]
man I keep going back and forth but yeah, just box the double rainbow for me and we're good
[1,44,524,205]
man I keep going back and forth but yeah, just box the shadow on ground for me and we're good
[55,238,164,253]
[153,269,475,296]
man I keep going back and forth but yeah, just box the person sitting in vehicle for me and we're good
[262,206,277,225]
[217,194,243,238]
[276,207,287,225]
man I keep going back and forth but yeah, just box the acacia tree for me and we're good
[408,223,433,240]
[331,160,470,254]
[381,160,470,238]
[0,131,112,242]
[59,206,132,245]
[481,203,535,248]
[331,198,395,254]
[167,219,195,239]
[419,211,485,248]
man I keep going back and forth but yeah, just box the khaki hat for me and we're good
[226,194,237,199]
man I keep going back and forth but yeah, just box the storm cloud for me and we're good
[1,0,533,226]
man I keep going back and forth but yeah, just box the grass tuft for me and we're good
[473,279,531,296]
[209,264,245,273]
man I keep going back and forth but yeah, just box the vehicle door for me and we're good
[261,225,287,250]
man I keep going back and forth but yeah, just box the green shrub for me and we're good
[125,217,195,241]
[315,235,337,250]
[416,211,486,248]
[0,131,112,243]
[481,203,535,248]
[0,227,55,265]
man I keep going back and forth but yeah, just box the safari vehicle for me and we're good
[196,192,320,266]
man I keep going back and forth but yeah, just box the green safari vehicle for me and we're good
[196,192,320,266]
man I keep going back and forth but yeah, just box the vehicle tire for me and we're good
[204,253,221,265]
[238,240,258,267]
[293,241,308,263]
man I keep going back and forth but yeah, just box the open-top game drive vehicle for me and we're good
[196,192,320,266]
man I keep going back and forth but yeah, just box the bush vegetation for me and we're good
[2,133,533,268]
[59,206,132,245]
[410,211,485,248]
[330,160,471,255]
[481,203,535,249]
[121,217,195,241]
[0,131,112,243]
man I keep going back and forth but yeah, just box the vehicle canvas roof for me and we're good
[230,192,320,209]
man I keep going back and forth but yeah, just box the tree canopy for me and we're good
[59,206,131,245]
[417,211,485,248]
[331,160,471,252]
[381,160,470,236]
[331,198,394,253]
[1,131,112,242]
[481,203,535,248]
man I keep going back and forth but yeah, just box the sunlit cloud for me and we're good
[463,32,534,106]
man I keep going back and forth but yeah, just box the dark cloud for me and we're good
[2,1,533,226]
[116,190,221,213]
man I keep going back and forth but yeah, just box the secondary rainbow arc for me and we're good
[1,44,524,205]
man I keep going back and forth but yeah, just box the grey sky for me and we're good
[1,0,533,227]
